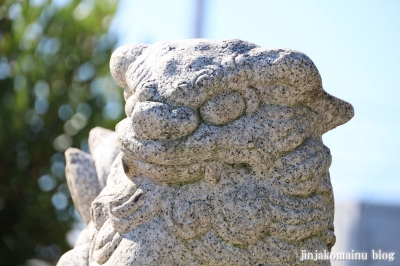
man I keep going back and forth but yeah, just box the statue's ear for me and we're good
[110,44,149,87]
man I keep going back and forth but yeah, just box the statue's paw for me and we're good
[108,178,164,234]
[92,220,123,265]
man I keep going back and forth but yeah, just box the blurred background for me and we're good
[0,0,399,265]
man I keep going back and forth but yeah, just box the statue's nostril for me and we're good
[200,92,245,126]
[131,101,198,140]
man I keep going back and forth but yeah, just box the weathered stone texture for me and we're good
[65,148,100,225]
[88,127,120,188]
[58,39,353,266]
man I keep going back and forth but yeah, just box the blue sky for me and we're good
[112,0,400,204]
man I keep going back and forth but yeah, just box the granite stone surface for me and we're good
[88,127,120,188]
[58,39,353,266]
[65,148,101,225]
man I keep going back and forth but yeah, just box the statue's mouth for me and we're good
[116,104,318,185]
[116,117,266,185]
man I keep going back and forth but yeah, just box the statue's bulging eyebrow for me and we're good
[112,39,353,135]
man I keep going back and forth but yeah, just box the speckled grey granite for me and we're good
[88,127,120,188]
[58,39,354,266]
[65,148,101,225]
[57,243,89,266]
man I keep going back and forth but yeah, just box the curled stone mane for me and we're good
[57,39,354,266]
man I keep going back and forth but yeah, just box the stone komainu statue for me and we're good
[58,39,353,266]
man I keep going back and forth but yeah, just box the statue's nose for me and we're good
[131,101,198,140]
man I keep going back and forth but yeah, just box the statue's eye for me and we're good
[200,92,245,125]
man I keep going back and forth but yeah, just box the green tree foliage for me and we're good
[0,0,122,264]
